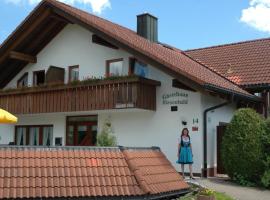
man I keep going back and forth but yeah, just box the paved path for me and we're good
[190,178,270,200]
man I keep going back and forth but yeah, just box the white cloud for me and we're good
[5,0,111,14]
[241,0,270,33]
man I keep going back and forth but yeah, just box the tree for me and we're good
[97,119,117,147]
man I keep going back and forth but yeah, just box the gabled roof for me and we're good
[0,0,257,101]
[0,146,189,199]
[185,38,270,89]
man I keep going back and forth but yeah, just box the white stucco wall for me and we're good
[0,23,238,175]
[201,94,236,170]
[5,24,131,89]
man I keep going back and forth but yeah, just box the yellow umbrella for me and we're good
[0,109,17,124]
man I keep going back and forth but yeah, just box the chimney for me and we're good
[137,13,158,42]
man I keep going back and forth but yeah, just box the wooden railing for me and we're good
[0,77,160,114]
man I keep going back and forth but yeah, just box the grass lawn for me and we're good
[179,191,235,200]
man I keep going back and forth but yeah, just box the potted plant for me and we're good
[197,188,216,200]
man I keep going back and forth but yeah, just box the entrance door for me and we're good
[66,116,97,146]
[217,125,227,174]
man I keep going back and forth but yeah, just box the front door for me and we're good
[217,125,227,174]
[66,116,97,146]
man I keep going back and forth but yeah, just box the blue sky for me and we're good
[0,0,269,50]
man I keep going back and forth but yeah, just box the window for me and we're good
[69,65,79,82]
[17,73,28,88]
[33,70,45,86]
[66,116,97,146]
[106,59,124,77]
[15,125,53,146]
[129,58,148,78]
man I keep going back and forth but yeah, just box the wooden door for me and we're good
[67,122,96,146]
[217,125,227,174]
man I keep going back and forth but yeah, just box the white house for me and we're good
[0,0,262,177]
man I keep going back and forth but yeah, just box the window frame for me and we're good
[14,125,53,146]
[106,58,124,77]
[17,72,29,88]
[128,57,148,77]
[33,70,46,86]
[68,65,79,82]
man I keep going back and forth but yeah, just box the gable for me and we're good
[0,0,258,102]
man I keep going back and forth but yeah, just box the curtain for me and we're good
[29,127,39,146]
[16,128,26,145]
[43,127,53,146]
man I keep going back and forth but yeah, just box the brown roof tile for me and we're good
[185,38,270,87]
[123,148,189,195]
[0,146,189,199]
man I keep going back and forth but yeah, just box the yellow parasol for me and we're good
[0,109,17,124]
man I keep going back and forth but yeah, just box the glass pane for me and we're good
[67,125,74,145]
[134,61,148,77]
[109,61,123,76]
[78,125,87,144]
[18,74,28,87]
[16,127,26,145]
[68,116,97,122]
[29,127,40,146]
[42,127,53,146]
[71,67,79,81]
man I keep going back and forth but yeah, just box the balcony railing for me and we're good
[0,77,160,114]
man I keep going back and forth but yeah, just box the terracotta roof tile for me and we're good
[123,148,189,195]
[0,146,188,199]
[185,38,270,87]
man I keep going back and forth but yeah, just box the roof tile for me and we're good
[0,146,188,199]
[185,38,270,86]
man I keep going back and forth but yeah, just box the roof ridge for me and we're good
[185,37,270,52]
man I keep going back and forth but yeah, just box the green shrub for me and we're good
[221,108,265,185]
[261,156,270,188]
[97,119,117,147]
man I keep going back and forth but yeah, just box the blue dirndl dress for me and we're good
[177,137,193,164]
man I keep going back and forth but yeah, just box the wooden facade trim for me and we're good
[9,51,37,63]
[0,77,160,114]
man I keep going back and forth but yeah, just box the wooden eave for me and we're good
[0,2,68,88]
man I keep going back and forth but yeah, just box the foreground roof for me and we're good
[0,0,256,100]
[185,38,270,89]
[0,146,189,199]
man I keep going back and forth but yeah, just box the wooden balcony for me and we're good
[0,77,160,115]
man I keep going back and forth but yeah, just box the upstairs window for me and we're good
[33,70,45,86]
[106,59,124,77]
[17,72,28,88]
[129,58,148,78]
[69,65,79,82]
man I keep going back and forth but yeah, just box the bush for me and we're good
[261,119,270,188]
[261,156,270,188]
[97,119,117,147]
[221,108,265,185]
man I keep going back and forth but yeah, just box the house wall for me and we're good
[0,24,237,175]
[201,94,236,174]
[5,24,132,89]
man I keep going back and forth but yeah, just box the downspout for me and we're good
[202,100,231,178]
